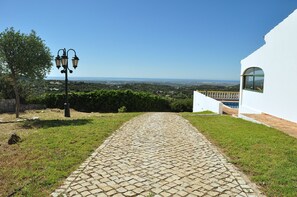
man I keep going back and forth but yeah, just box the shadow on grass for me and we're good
[21,119,93,129]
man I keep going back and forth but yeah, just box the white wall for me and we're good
[193,91,223,114]
[239,9,297,123]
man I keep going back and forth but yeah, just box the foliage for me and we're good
[170,98,193,112]
[0,74,46,103]
[27,81,240,113]
[182,113,297,196]
[118,106,127,113]
[0,110,140,196]
[0,75,14,99]
[38,80,240,100]
[0,27,52,117]
[29,90,171,112]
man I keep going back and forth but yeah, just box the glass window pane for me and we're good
[254,68,264,75]
[244,68,254,75]
[243,67,264,92]
[254,76,264,91]
[244,76,254,90]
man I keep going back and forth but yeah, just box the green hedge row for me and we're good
[29,90,172,112]
[170,98,193,112]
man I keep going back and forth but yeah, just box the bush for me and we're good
[170,98,193,112]
[29,90,171,113]
[118,106,127,113]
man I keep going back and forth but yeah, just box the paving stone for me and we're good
[151,187,162,194]
[96,194,107,197]
[116,187,127,193]
[86,185,97,190]
[100,185,113,192]
[80,191,91,196]
[133,187,144,194]
[51,113,263,196]
[89,188,102,194]
[112,194,124,197]
[123,191,136,196]
[160,191,172,197]
[51,192,59,197]
[125,185,136,190]
[77,186,87,193]
[71,184,82,190]
[176,190,188,196]
[192,190,205,196]
[106,189,117,196]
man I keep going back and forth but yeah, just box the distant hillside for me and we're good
[43,80,240,99]
[46,77,239,86]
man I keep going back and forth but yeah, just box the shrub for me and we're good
[29,90,171,113]
[170,98,193,112]
[118,106,127,113]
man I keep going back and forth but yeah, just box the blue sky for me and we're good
[1,0,297,80]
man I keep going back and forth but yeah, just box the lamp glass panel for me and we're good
[61,58,68,66]
[72,58,78,67]
[55,58,61,67]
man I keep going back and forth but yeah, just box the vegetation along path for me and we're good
[52,113,262,197]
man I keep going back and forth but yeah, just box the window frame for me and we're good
[242,67,264,93]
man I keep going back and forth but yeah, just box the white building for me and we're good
[239,9,297,123]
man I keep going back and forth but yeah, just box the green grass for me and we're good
[182,113,297,196]
[0,112,140,197]
[191,110,215,115]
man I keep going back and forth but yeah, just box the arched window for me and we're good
[243,67,264,92]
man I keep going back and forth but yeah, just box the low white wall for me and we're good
[193,91,222,114]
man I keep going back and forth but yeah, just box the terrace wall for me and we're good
[193,91,223,114]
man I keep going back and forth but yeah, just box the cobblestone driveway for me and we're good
[52,113,262,197]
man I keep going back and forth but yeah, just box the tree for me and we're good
[0,28,53,118]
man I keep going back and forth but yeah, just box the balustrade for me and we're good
[198,91,239,101]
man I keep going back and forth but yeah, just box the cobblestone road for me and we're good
[52,113,262,197]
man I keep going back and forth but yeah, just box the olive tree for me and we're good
[0,28,52,118]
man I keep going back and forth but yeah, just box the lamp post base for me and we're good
[64,103,70,117]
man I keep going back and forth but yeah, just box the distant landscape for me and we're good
[46,77,240,86]
[0,77,240,113]
[44,77,240,99]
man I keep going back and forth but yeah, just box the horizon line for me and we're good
[46,76,240,82]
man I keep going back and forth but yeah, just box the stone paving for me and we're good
[52,113,262,197]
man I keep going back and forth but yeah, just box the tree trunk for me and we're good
[12,79,20,118]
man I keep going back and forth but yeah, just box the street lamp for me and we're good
[55,48,79,117]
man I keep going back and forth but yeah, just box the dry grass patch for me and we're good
[0,109,140,196]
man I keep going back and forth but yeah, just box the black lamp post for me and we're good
[55,48,79,117]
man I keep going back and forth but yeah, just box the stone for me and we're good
[8,133,21,145]
[51,113,261,196]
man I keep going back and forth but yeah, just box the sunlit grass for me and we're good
[182,113,297,196]
[0,110,140,196]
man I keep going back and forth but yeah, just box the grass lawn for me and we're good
[182,113,297,197]
[0,109,140,196]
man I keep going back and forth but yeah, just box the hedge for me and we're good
[29,90,171,112]
[170,98,193,112]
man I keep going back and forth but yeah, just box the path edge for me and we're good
[180,114,265,197]
[51,113,145,197]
